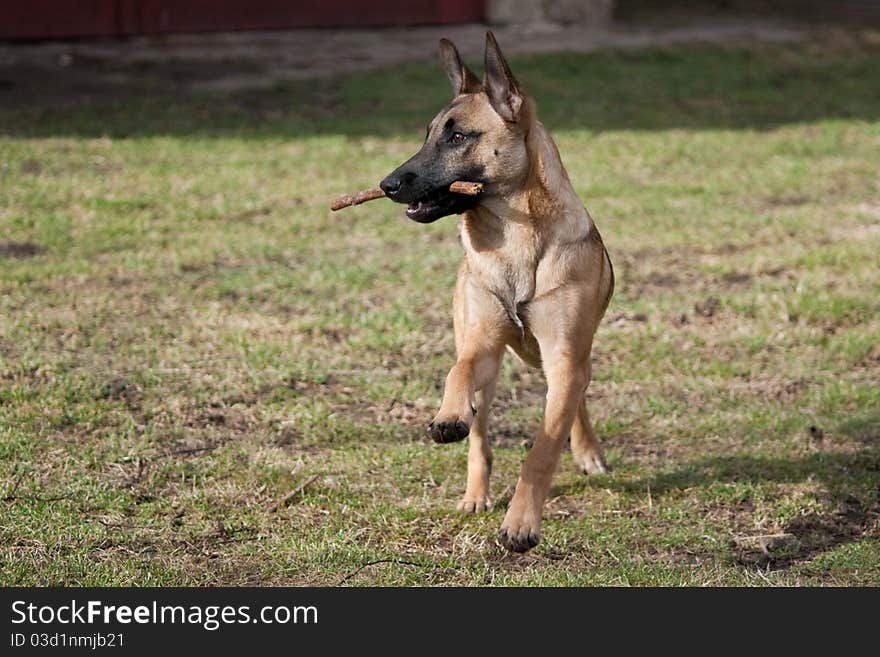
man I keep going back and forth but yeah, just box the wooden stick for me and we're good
[330,188,385,211]
[449,181,483,195]
[268,475,319,513]
[330,180,484,211]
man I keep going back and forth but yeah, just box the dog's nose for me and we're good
[380,176,401,198]
[380,171,416,199]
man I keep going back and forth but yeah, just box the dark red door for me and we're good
[0,1,486,39]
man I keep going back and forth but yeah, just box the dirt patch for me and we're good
[0,240,45,258]
[187,404,256,434]
[719,271,752,286]
[644,272,684,289]
[606,433,675,465]
[761,193,811,208]
[694,296,721,317]
[616,243,787,300]
[97,377,142,408]
[19,159,42,175]
[733,494,880,569]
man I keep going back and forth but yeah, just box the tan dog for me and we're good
[379,32,614,552]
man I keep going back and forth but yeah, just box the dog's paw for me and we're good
[427,419,470,444]
[457,496,492,513]
[576,451,609,475]
[497,523,540,553]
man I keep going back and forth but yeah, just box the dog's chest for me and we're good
[461,220,540,326]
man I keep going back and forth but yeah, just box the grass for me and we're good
[1,32,879,586]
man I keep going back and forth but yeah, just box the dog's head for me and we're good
[380,32,532,223]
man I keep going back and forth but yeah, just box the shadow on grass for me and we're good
[607,450,879,498]
[556,411,880,569]
[2,41,880,138]
[837,410,880,445]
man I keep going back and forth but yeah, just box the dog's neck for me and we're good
[525,120,585,217]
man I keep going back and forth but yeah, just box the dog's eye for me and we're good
[449,131,467,146]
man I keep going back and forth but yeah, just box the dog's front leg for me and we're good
[428,344,501,444]
[428,273,508,446]
[428,275,510,510]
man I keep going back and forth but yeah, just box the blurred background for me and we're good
[1,3,878,586]
[3,1,880,38]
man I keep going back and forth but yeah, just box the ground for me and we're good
[1,24,879,586]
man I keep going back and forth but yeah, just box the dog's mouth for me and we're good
[405,185,480,224]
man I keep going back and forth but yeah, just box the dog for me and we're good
[379,32,614,553]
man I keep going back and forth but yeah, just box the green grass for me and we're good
[1,35,879,586]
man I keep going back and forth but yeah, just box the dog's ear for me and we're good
[483,31,524,122]
[439,38,481,96]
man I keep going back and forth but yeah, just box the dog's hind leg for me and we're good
[457,370,499,513]
[571,400,608,475]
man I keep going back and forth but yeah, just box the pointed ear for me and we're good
[483,31,524,122]
[438,38,481,96]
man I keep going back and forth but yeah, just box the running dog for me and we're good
[380,32,614,552]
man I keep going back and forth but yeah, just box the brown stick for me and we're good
[330,188,385,211]
[268,475,319,512]
[330,180,484,211]
[449,181,483,195]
